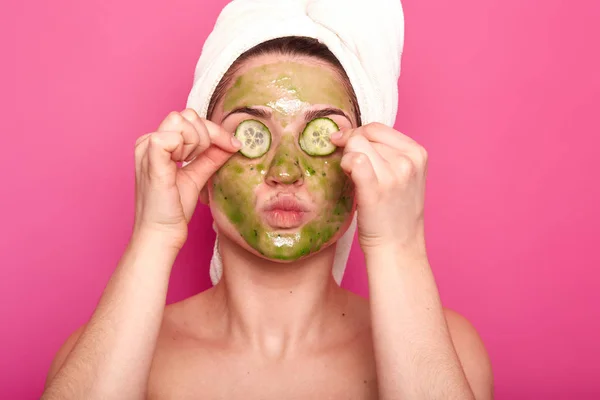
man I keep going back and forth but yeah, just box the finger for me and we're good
[134,134,151,218]
[180,108,224,160]
[157,112,202,161]
[340,152,378,208]
[180,108,212,159]
[146,131,184,182]
[372,142,403,164]
[180,146,238,192]
[175,109,241,151]
[344,134,391,181]
[134,133,152,177]
[180,112,242,162]
[202,118,243,152]
[330,123,417,152]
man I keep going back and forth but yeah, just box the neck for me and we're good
[211,232,348,359]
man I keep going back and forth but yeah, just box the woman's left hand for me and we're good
[330,122,428,255]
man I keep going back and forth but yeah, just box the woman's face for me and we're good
[209,55,357,261]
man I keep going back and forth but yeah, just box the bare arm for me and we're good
[42,110,240,399]
[42,234,178,399]
[366,248,493,399]
[331,123,493,399]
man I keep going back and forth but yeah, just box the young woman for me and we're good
[42,9,493,400]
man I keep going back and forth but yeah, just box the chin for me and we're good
[211,208,355,263]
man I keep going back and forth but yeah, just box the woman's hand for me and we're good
[42,108,243,400]
[332,124,490,399]
[330,122,428,255]
[133,109,241,249]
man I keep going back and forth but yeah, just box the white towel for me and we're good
[186,0,405,285]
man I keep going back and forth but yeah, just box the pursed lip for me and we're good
[262,195,310,229]
[264,196,310,213]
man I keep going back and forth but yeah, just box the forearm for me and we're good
[42,233,178,400]
[366,245,474,400]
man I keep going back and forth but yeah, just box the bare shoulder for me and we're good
[160,289,222,340]
[444,308,494,400]
[45,323,87,388]
[46,294,205,388]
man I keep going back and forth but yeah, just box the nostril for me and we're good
[265,153,305,186]
[267,169,304,186]
[266,163,305,186]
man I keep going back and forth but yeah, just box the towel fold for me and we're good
[186,0,405,285]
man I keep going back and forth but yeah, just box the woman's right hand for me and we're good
[132,109,242,249]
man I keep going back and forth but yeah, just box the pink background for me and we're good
[2,0,599,398]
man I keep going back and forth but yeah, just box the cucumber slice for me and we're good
[235,119,271,158]
[299,117,339,156]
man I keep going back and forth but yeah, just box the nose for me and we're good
[265,142,304,187]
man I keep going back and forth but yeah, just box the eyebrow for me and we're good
[304,108,351,123]
[222,107,271,122]
[221,106,351,123]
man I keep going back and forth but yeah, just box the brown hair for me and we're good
[206,36,361,125]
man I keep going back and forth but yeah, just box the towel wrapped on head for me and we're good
[185,0,405,285]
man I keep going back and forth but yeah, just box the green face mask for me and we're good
[210,61,356,260]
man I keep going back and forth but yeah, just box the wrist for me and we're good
[118,232,181,278]
[131,224,187,251]
[363,239,428,262]
[129,228,184,261]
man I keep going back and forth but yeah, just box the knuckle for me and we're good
[354,152,368,165]
[368,122,385,131]
[396,155,415,176]
[360,125,374,137]
[181,108,201,121]
[416,145,428,163]
[135,133,149,147]
[148,133,160,147]
[363,123,374,133]
[166,111,183,124]
[148,132,174,149]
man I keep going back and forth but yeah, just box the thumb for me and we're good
[177,146,237,221]
[182,146,237,189]
[340,151,379,209]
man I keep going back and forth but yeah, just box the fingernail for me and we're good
[231,136,242,148]
[331,131,343,140]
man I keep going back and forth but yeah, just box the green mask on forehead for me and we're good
[223,62,353,123]
[210,61,356,260]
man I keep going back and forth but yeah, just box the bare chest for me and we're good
[147,337,378,400]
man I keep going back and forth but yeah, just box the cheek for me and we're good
[210,157,266,220]
[296,155,355,252]
[303,154,353,204]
